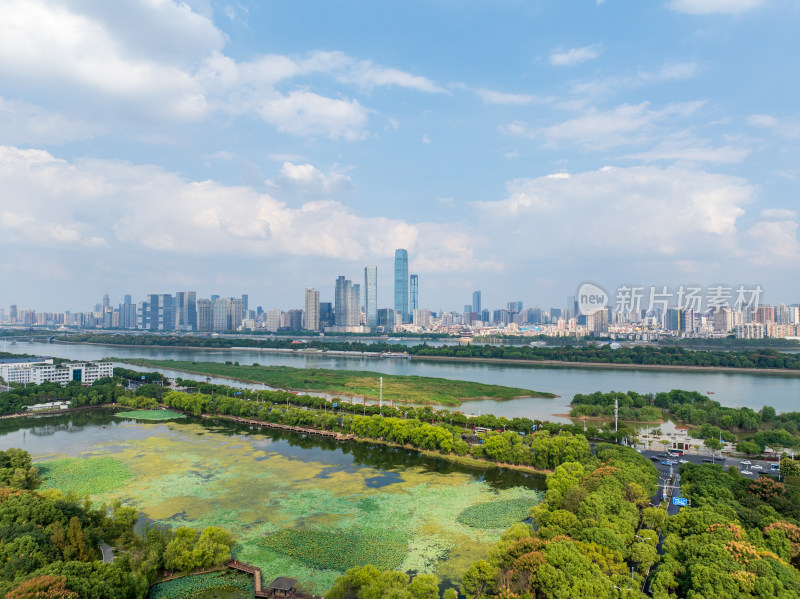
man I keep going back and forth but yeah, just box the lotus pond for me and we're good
[0,409,543,593]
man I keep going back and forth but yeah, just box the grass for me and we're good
[116,359,553,406]
[38,456,133,496]
[116,409,186,421]
[457,497,539,529]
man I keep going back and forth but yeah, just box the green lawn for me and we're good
[117,359,554,406]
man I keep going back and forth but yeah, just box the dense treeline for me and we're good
[0,449,235,598]
[0,378,125,415]
[62,333,800,369]
[161,389,595,469]
[571,389,800,454]
[651,463,800,597]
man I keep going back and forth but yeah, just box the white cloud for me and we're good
[748,114,800,138]
[747,220,800,263]
[475,89,538,105]
[270,162,353,195]
[475,165,756,260]
[0,1,442,140]
[760,208,798,219]
[501,101,705,149]
[422,134,431,145]
[569,62,699,98]
[667,0,765,15]
[0,97,104,145]
[0,145,489,272]
[625,134,751,163]
[549,44,603,67]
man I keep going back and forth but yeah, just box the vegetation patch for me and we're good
[116,359,549,406]
[265,528,407,571]
[148,571,253,599]
[38,456,133,495]
[116,409,186,421]
[457,497,538,529]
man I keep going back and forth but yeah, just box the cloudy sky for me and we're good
[1,0,798,313]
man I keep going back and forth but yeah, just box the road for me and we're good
[640,448,778,481]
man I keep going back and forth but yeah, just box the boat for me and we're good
[381,352,409,359]
[707,391,715,395]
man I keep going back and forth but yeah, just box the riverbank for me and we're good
[54,339,800,376]
[114,358,554,406]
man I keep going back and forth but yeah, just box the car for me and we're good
[679,459,689,464]
[741,470,753,475]
[702,458,714,463]
[650,457,659,461]
[752,464,762,470]
[771,464,781,471]
[741,460,751,465]
[758,469,771,475]
[661,461,672,465]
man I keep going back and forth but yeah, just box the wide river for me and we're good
[0,409,543,592]
[4,340,799,422]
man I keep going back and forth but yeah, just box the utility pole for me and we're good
[379,376,383,408]
[615,397,619,433]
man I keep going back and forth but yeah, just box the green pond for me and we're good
[0,409,544,594]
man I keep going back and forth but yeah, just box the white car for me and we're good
[741,470,753,475]
[752,464,762,470]
[741,460,751,465]
[680,459,689,464]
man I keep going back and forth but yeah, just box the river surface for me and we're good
[0,409,543,591]
[4,340,799,422]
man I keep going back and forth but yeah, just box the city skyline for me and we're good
[1,1,799,310]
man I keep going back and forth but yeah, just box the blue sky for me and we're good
[1,0,798,313]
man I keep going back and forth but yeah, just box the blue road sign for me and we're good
[332,403,338,407]
[673,497,688,507]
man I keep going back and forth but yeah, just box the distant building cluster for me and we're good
[2,253,799,340]
[0,357,113,386]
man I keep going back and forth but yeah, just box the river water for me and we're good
[4,340,799,421]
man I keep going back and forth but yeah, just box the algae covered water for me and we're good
[1,409,543,592]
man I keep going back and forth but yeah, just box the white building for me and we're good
[0,358,114,386]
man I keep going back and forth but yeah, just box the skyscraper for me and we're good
[410,274,418,314]
[304,288,320,331]
[394,249,409,324]
[352,284,360,326]
[175,291,197,330]
[335,276,353,326]
[365,266,378,329]
[197,298,213,331]
[472,290,481,315]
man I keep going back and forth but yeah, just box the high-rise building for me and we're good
[212,298,230,331]
[335,276,352,326]
[287,309,303,331]
[102,293,110,310]
[410,274,418,314]
[319,302,333,328]
[587,308,609,335]
[9,304,17,324]
[472,290,481,315]
[119,295,137,329]
[394,249,409,324]
[353,284,361,325]
[378,308,395,330]
[241,294,249,313]
[197,298,213,331]
[175,291,197,330]
[266,309,282,332]
[229,298,244,329]
[304,288,320,331]
[365,266,378,329]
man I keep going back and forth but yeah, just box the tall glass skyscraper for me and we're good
[410,274,419,314]
[472,290,481,315]
[394,249,409,324]
[365,266,378,329]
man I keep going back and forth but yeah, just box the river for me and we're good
[4,340,799,422]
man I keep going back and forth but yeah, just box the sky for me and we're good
[1,0,799,314]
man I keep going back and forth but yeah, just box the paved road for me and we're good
[99,542,114,563]
[640,448,779,481]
